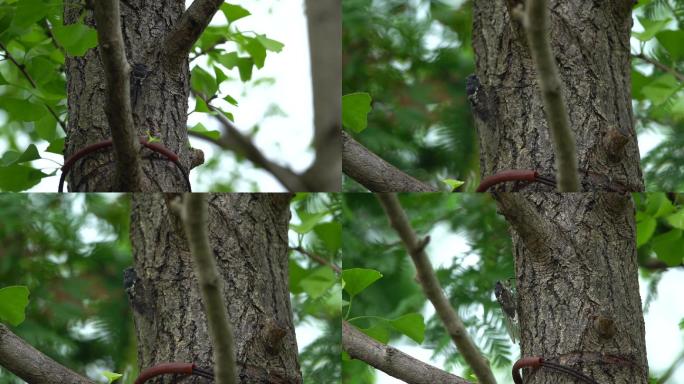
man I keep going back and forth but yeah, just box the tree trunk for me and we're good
[128,193,302,383]
[495,192,648,383]
[472,0,643,192]
[64,1,196,192]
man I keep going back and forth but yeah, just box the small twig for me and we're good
[0,324,95,384]
[342,321,473,384]
[191,93,308,191]
[0,41,66,131]
[523,0,580,191]
[290,246,341,273]
[177,194,237,384]
[41,20,65,54]
[93,0,144,191]
[163,0,224,70]
[342,131,438,192]
[375,193,497,384]
[189,37,227,63]
[633,53,684,83]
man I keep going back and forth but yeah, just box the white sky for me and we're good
[20,0,314,192]
[375,223,684,384]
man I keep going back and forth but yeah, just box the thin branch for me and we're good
[93,0,144,191]
[40,20,65,55]
[291,245,341,273]
[0,41,66,131]
[342,321,473,384]
[177,194,237,384]
[193,97,309,191]
[163,0,223,69]
[300,0,341,191]
[523,0,579,191]
[375,193,497,384]
[494,193,556,256]
[189,37,227,63]
[633,53,684,83]
[0,324,95,384]
[342,130,439,192]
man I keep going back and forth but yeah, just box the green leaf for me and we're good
[288,259,308,295]
[390,313,425,344]
[191,66,218,97]
[636,216,656,247]
[646,193,675,218]
[223,94,238,106]
[655,30,684,62]
[651,229,684,267]
[313,221,341,253]
[194,97,210,113]
[679,318,684,330]
[220,3,251,23]
[0,98,46,121]
[671,96,684,121]
[631,69,649,101]
[443,179,465,190]
[0,164,47,191]
[102,371,123,384]
[0,286,30,326]
[256,35,284,52]
[217,52,240,69]
[360,323,390,344]
[46,137,64,155]
[189,122,221,140]
[11,0,49,31]
[244,37,266,68]
[665,209,684,230]
[342,268,383,297]
[291,211,328,234]
[214,65,228,86]
[35,114,58,141]
[342,92,372,133]
[236,57,253,81]
[1,144,40,166]
[634,17,671,41]
[641,74,681,105]
[299,267,336,299]
[52,23,97,57]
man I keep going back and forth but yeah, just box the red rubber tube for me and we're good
[58,137,190,192]
[476,169,539,192]
[512,356,543,384]
[134,362,195,384]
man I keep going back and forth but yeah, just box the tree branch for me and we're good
[375,193,497,384]
[523,0,579,191]
[300,0,342,191]
[342,321,472,384]
[290,245,341,274]
[0,324,95,384]
[494,192,557,256]
[177,194,237,384]
[342,131,438,192]
[0,41,66,131]
[163,0,223,70]
[633,53,684,83]
[93,0,143,191]
[192,99,309,191]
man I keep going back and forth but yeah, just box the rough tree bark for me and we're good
[472,0,643,192]
[64,0,199,192]
[128,193,302,383]
[495,192,648,383]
